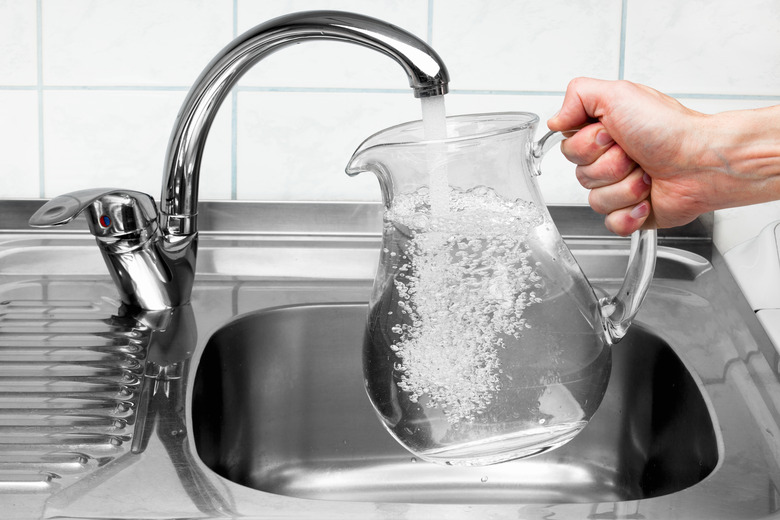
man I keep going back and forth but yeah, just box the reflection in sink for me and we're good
[192,303,718,504]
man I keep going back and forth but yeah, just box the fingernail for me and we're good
[596,130,613,147]
[630,201,650,219]
[643,173,652,185]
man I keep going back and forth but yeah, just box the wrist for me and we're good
[701,105,780,210]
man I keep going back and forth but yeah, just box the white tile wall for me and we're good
[0,0,37,86]
[0,90,38,196]
[41,90,232,198]
[624,0,780,96]
[0,0,779,250]
[236,91,421,201]
[432,0,623,91]
[42,0,233,86]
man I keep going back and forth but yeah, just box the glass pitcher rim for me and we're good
[354,111,540,152]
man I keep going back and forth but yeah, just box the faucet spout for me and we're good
[160,10,450,241]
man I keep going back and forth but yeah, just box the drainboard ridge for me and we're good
[0,299,144,494]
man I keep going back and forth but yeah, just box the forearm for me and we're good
[704,105,780,210]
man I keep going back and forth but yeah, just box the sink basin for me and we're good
[192,302,718,504]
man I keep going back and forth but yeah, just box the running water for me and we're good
[420,96,449,217]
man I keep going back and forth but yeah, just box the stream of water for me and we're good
[420,96,449,217]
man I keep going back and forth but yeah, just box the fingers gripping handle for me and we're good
[532,130,657,344]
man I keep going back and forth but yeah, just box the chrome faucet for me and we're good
[29,11,450,310]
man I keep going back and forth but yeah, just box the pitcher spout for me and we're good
[345,143,396,206]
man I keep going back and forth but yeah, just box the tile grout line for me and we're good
[231,94,239,200]
[427,0,434,45]
[3,83,779,100]
[36,0,44,198]
[233,86,411,94]
[619,0,628,80]
[15,85,191,91]
[666,93,780,101]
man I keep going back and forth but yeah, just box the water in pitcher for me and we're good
[351,110,653,466]
[363,185,612,466]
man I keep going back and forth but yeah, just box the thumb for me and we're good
[548,77,612,132]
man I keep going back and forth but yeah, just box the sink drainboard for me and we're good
[0,295,144,493]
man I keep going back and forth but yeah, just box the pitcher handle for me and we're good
[532,130,657,344]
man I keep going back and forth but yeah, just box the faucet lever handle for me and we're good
[29,188,158,238]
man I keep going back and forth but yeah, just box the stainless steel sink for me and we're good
[192,303,718,504]
[3,200,780,519]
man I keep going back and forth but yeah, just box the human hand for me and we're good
[548,78,780,239]
[548,78,718,235]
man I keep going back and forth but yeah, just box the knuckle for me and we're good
[602,145,634,182]
[568,76,588,91]
[561,126,607,166]
[574,166,591,188]
[614,79,637,95]
[588,190,609,214]
[600,159,623,183]
[630,179,650,200]
[628,169,652,199]
[560,140,587,165]
[605,213,635,237]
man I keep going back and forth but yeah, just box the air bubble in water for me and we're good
[383,186,545,423]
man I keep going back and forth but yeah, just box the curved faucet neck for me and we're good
[160,10,449,239]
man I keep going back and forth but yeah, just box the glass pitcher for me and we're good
[346,112,656,466]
